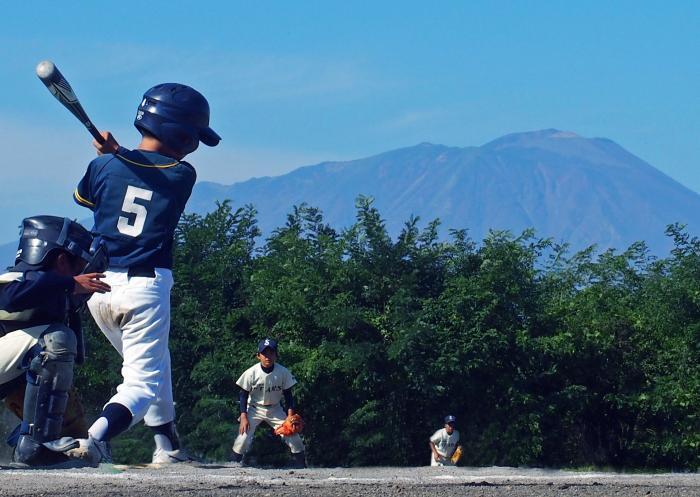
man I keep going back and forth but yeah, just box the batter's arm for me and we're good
[92,131,120,156]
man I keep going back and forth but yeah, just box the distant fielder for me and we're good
[67,83,220,466]
[230,338,306,468]
[429,415,460,466]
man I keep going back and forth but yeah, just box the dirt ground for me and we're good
[0,464,698,497]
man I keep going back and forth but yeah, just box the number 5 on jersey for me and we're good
[118,185,153,237]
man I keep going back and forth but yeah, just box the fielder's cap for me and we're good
[258,338,278,353]
[444,415,457,424]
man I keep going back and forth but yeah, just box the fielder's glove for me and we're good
[451,445,463,464]
[274,414,304,436]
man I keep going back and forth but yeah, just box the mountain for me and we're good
[2,129,696,266]
[188,129,700,255]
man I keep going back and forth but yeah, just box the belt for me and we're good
[127,266,156,278]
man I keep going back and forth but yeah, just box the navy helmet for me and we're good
[134,83,221,157]
[444,415,456,425]
[13,216,107,273]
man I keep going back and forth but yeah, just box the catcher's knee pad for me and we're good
[21,323,77,443]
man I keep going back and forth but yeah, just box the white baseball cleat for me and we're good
[66,436,113,467]
[151,448,194,464]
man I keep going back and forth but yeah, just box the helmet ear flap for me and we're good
[158,122,199,156]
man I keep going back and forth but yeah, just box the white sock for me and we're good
[88,417,109,440]
[154,434,174,452]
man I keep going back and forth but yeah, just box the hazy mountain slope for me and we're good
[189,129,699,255]
[3,129,693,263]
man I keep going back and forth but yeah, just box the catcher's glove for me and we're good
[274,414,304,436]
[450,445,463,464]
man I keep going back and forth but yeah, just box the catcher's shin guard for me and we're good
[13,324,76,465]
[3,383,89,440]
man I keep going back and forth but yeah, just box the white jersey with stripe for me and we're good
[236,363,297,407]
[430,428,460,457]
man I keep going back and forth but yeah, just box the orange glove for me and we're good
[451,445,463,464]
[274,413,304,436]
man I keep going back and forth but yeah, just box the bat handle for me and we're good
[87,124,106,144]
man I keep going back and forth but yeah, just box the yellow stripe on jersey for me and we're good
[73,189,95,207]
[116,154,180,169]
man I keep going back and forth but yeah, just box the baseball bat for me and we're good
[35,60,106,144]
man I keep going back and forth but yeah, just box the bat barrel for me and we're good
[35,60,57,82]
[35,60,106,144]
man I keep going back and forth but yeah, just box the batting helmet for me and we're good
[134,83,221,157]
[13,216,107,273]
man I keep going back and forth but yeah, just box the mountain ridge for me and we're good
[2,129,697,267]
[187,129,699,255]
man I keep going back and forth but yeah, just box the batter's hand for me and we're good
[93,131,120,155]
[239,414,250,435]
[433,452,441,462]
[73,273,110,295]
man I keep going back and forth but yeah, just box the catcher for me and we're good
[230,338,305,468]
[429,415,461,466]
[0,216,109,467]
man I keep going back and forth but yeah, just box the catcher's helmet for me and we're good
[134,83,221,157]
[13,216,107,273]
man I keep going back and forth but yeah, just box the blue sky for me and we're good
[0,1,698,243]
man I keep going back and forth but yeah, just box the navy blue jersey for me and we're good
[74,149,196,269]
[0,271,74,334]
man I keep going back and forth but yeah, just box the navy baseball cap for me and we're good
[444,415,456,424]
[257,338,278,353]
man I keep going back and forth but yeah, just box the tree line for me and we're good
[75,197,700,469]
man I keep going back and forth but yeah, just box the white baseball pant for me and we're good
[87,268,175,427]
[233,404,304,454]
[0,325,49,385]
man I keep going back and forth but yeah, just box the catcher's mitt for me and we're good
[450,445,463,464]
[274,414,304,436]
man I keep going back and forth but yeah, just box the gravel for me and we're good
[0,464,697,497]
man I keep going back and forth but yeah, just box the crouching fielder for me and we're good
[230,338,305,468]
[429,415,460,466]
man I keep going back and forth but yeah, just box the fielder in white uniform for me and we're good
[67,83,221,466]
[230,338,305,468]
[429,415,460,466]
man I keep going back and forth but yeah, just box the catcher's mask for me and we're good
[13,216,94,272]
